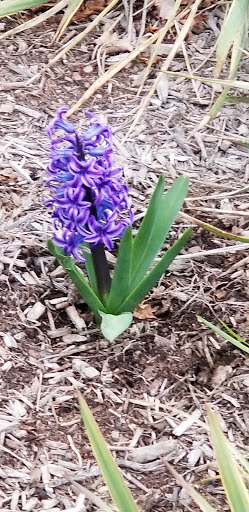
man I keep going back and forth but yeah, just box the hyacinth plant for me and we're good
[46,107,192,341]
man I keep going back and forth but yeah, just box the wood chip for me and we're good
[129,439,177,463]
[72,359,100,379]
[26,301,46,321]
[1,332,17,349]
[66,306,86,330]
[173,410,202,436]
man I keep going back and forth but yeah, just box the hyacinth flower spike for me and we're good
[46,107,133,305]
[46,108,192,341]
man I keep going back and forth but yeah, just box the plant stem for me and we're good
[91,243,111,305]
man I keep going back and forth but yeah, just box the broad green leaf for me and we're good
[166,463,216,512]
[215,0,249,77]
[82,243,98,296]
[0,0,46,17]
[129,175,164,273]
[116,228,192,314]
[78,394,139,512]
[207,405,249,512]
[106,227,133,313]
[56,0,84,41]
[47,240,105,313]
[198,317,249,355]
[131,176,189,289]
[99,311,133,342]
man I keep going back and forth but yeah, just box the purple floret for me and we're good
[46,107,133,261]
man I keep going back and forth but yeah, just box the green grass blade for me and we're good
[218,319,248,345]
[206,405,249,512]
[215,0,249,77]
[0,0,46,16]
[106,227,133,313]
[48,240,105,313]
[210,18,247,118]
[131,176,189,288]
[166,463,216,512]
[198,316,249,355]
[230,445,249,477]
[78,394,139,512]
[116,228,192,314]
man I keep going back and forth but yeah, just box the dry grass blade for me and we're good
[65,27,166,117]
[0,0,68,41]
[26,0,120,86]
[137,0,182,96]
[124,0,203,139]
[180,211,249,243]
[55,0,84,41]
[165,462,216,512]
[148,68,249,92]
[71,481,114,512]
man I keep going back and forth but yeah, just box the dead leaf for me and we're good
[72,0,112,22]
[214,289,228,300]
[133,303,156,320]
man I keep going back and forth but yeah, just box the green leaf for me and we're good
[0,0,46,17]
[99,311,133,342]
[198,316,249,355]
[210,0,249,118]
[116,228,192,314]
[218,319,249,345]
[78,394,139,512]
[106,227,133,313]
[82,244,98,296]
[207,405,249,512]
[48,240,105,313]
[131,176,189,289]
[215,0,249,77]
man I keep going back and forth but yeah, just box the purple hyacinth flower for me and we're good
[47,107,76,138]
[46,107,133,261]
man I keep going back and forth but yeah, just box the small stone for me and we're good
[84,64,93,73]
[1,361,12,371]
[211,365,233,388]
[72,72,82,82]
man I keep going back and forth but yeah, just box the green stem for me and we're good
[91,243,111,305]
